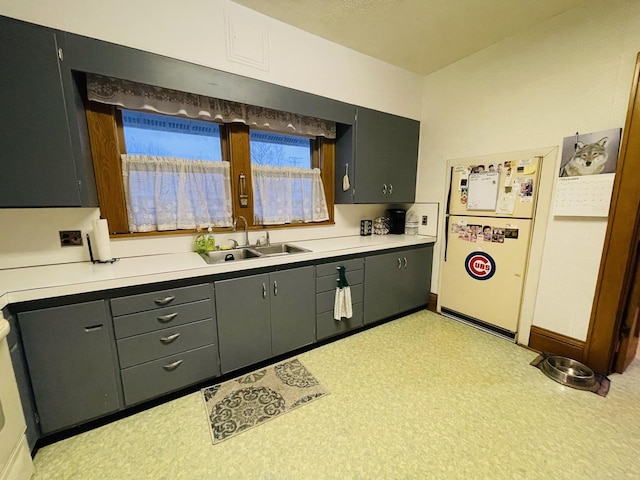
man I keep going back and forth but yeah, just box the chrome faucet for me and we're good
[232,216,250,247]
[256,231,271,247]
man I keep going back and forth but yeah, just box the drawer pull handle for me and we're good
[154,295,176,306]
[84,324,103,332]
[403,257,408,269]
[157,312,178,323]
[160,333,180,344]
[262,283,267,299]
[397,258,402,269]
[273,280,278,296]
[163,359,183,371]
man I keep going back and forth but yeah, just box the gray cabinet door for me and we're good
[364,251,403,324]
[353,108,389,203]
[387,115,420,203]
[399,246,433,312]
[0,17,81,207]
[270,266,315,356]
[215,274,272,373]
[18,301,121,434]
[364,246,433,324]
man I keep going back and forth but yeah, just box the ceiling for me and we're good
[231,0,588,75]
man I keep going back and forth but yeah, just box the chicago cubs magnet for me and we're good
[464,251,496,280]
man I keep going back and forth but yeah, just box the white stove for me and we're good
[0,317,33,480]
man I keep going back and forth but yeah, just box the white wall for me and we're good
[0,0,423,269]
[419,0,640,340]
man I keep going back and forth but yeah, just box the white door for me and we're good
[439,216,532,333]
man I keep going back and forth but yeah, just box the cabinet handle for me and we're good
[162,359,183,371]
[273,280,278,296]
[157,312,178,323]
[389,183,393,194]
[159,333,181,344]
[397,257,402,269]
[382,184,387,194]
[262,283,267,299]
[84,324,103,332]
[154,295,176,306]
[403,257,408,269]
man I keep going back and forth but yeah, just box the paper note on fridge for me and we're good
[496,190,516,215]
[467,172,499,211]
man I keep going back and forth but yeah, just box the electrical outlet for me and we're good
[421,215,428,226]
[59,230,83,247]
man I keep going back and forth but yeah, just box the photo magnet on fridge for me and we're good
[505,228,519,239]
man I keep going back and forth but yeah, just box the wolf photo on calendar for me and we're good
[559,128,621,177]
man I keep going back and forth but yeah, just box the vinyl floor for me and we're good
[31,310,640,479]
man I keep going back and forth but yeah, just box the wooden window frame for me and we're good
[86,103,335,236]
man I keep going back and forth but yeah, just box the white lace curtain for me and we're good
[121,155,233,232]
[87,74,336,139]
[252,165,329,225]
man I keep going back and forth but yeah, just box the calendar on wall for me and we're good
[553,174,615,217]
[552,128,621,217]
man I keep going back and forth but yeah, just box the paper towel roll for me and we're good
[92,218,112,262]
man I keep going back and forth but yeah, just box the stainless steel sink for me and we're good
[200,243,310,264]
[251,243,311,256]
[200,248,261,264]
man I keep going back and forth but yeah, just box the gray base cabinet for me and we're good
[110,283,219,406]
[270,268,316,356]
[18,301,121,434]
[215,266,315,374]
[315,258,364,340]
[7,244,434,440]
[364,245,433,325]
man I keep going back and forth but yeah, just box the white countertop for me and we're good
[0,235,435,310]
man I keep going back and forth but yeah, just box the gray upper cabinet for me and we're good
[0,16,97,208]
[17,300,121,434]
[336,107,420,204]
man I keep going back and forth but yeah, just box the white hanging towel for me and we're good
[333,266,353,320]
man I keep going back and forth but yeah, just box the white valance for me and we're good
[88,74,336,139]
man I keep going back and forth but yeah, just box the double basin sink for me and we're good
[200,243,311,264]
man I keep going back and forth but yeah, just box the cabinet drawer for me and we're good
[316,303,363,340]
[316,284,363,314]
[117,318,217,368]
[110,283,211,316]
[113,299,214,339]
[121,344,219,406]
[316,269,363,293]
[316,258,363,277]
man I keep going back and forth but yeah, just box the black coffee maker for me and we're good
[386,208,406,234]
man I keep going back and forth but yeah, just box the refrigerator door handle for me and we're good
[444,214,450,262]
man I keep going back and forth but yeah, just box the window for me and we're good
[119,110,232,232]
[249,130,328,225]
[122,110,223,161]
[85,78,335,235]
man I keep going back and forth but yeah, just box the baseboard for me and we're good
[427,293,437,312]
[528,325,585,362]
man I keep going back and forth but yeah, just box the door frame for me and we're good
[583,53,640,374]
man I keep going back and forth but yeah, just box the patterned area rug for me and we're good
[202,358,329,444]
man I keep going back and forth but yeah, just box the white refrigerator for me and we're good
[439,155,542,339]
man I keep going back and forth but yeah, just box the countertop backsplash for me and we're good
[0,204,406,270]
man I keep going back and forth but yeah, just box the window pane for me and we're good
[250,130,311,168]
[122,110,222,161]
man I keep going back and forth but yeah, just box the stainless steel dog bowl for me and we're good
[540,355,599,391]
